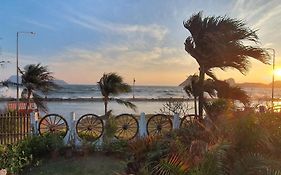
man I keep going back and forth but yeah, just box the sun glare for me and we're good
[275,69,281,76]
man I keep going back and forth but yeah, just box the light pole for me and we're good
[16,32,36,113]
[265,48,276,108]
[133,78,135,99]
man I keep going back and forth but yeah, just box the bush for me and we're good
[0,144,31,174]
[103,139,128,157]
[0,134,64,174]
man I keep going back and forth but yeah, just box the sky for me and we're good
[0,0,280,86]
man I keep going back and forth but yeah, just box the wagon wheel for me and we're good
[146,114,172,136]
[114,114,139,140]
[38,114,68,137]
[180,114,197,128]
[76,114,104,142]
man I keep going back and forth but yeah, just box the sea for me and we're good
[0,85,279,119]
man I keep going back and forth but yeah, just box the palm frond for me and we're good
[32,93,48,113]
[98,73,131,97]
[113,98,137,112]
[152,154,189,175]
[213,80,250,105]
[232,153,281,175]
[195,142,231,175]
[184,11,270,74]
[21,64,59,94]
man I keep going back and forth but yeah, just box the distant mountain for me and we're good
[235,81,281,88]
[54,79,68,85]
[237,82,268,88]
[7,75,21,84]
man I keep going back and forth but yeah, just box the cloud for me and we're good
[23,19,56,31]
[230,0,281,36]
[64,13,168,42]
[47,44,196,85]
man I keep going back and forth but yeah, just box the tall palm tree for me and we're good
[20,64,58,112]
[98,72,136,118]
[184,12,270,118]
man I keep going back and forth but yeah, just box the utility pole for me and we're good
[16,32,36,113]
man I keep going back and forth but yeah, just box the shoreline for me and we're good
[0,97,191,102]
[0,97,276,102]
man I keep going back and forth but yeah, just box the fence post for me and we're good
[64,112,74,145]
[72,112,81,147]
[139,112,147,137]
[30,112,39,135]
[173,113,180,129]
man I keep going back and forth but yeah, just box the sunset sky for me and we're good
[0,0,280,86]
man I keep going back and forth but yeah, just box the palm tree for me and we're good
[184,12,270,118]
[184,75,250,117]
[213,80,249,105]
[98,72,136,118]
[184,75,215,116]
[20,64,58,112]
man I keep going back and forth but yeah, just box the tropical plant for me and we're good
[184,75,249,117]
[213,80,249,105]
[184,11,270,117]
[20,64,58,112]
[97,72,136,117]
[184,75,216,116]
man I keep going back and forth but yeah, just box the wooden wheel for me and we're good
[38,114,68,137]
[180,114,197,128]
[76,114,104,142]
[146,114,172,136]
[114,114,139,140]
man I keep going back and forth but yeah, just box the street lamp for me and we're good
[133,78,136,99]
[265,48,276,108]
[16,32,36,113]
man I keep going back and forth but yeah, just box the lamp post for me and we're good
[133,78,135,99]
[265,48,276,108]
[16,32,36,113]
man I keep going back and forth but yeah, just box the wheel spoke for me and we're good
[55,118,62,125]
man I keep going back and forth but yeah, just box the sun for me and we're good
[275,68,281,76]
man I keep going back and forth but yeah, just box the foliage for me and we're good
[183,11,270,116]
[159,99,191,116]
[102,114,118,146]
[184,75,249,106]
[21,153,126,175]
[98,73,137,144]
[204,99,233,121]
[184,11,270,74]
[152,153,189,175]
[0,144,31,174]
[258,112,281,156]
[103,139,128,156]
[126,136,170,174]
[125,110,281,175]
[98,72,136,116]
[20,63,59,112]
[0,134,64,174]
[212,80,250,105]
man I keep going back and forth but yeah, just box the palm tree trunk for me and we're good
[103,97,109,144]
[198,66,205,119]
[194,96,197,116]
[104,98,108,118]
[25,91,32,114]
